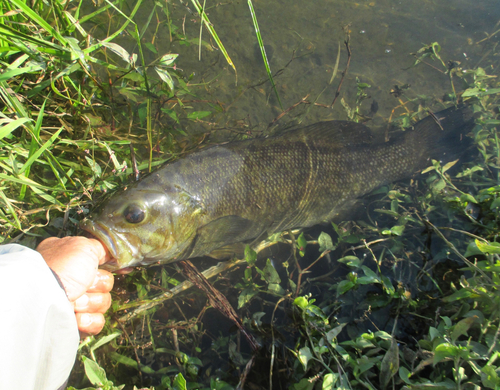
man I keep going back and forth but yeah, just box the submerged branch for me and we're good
[330,27,352,108]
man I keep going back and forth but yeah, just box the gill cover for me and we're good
[81,185,205,270]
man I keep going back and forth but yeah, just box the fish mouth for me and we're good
[80,219,136,271]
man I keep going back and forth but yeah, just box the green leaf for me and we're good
[433,342,459,364]
[144,42,158,54]
[173,373,187,390]
[380,337,399,389]
[262,258,281,284]
[291,377,315,390]
[421,165,436,174]
[298,346,313,370]
[159,53,179,66]
[432,178,446,192]
[337,280,355,295]
[381,275,395,295]
[268,283,285,295]
[238,286,259,308]
[318,232,336,252]
[475,239,500,254]
[390,224,405,236]
[462,87,481,97]
[101,41,132,63]
[429,326,441,341]
[451,316,478,342]
[155,66,174,91]
[337,256,361,268]
[244,244,257,266]
[322,373,339,389]
[460,193,478,204]
[464,240,483,257]
[296,232,307,256]
[110,352,156,374]
[90,332,122,354]
[357,276,379,285]
[161,108,179,123]
[325,323,346,343]
[82,356,108,386]
[442,288,472,302]
[361,266,377,278]
[85,156,102,177]
[187,111,212,120]
[294,296,308,309]
[490,197,500,209]
[399,367,413,384]
[481,365,500,388]
[442,159,459,173]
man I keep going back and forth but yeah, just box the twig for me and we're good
[115,318,144,386]
[342,238,390,257]
[476,22,500,44]
[409,58,445,74]
[237,355,256,390]
[422,218,492,283]
[129,143,140,181]
[269,94,310,126]
[330,27,352,108]
[269,296,287,390]
[178,260,260,351]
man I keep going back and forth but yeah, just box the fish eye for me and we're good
[123,204,145,224]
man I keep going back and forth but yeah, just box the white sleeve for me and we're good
[0,244,79,390]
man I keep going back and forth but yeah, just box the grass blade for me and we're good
[9,0,68,45]
[329,42,341,84]
[247,0,282,109]
[0,117,33,141]
[189,0,236,76]
[19,127,63,176]
[0,189,22,230]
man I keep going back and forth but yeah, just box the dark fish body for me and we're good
[81,105,474,271]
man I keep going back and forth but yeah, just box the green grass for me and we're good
[1,1,500,390]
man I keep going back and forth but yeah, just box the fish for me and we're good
[80,105,474,271]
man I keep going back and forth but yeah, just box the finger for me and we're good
[74,292,112,314]
[87,238,112,265]
[87,270,114,293]
[36,237,59,251]
[76,313,105,335]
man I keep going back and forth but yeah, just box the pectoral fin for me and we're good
[208,243,246,260]
[187,215,262,259]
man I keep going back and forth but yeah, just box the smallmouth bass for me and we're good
[81,105,474,271]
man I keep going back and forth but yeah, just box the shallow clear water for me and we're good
[135,0,499,133]
[84,0,500,386]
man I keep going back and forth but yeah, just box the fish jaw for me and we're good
[80,218,141,271]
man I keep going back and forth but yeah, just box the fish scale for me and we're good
[81,105,474,271]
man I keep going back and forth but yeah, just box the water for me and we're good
[87,0,499,387]
[137,0,499,132]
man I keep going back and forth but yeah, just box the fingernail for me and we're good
[80,313,91,327]
[75,294,90,309]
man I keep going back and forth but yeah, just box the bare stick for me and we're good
[330,28,352,108]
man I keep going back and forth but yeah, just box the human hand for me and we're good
[36,236,114,335]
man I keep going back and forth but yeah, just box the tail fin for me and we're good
[412,105,475,166]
